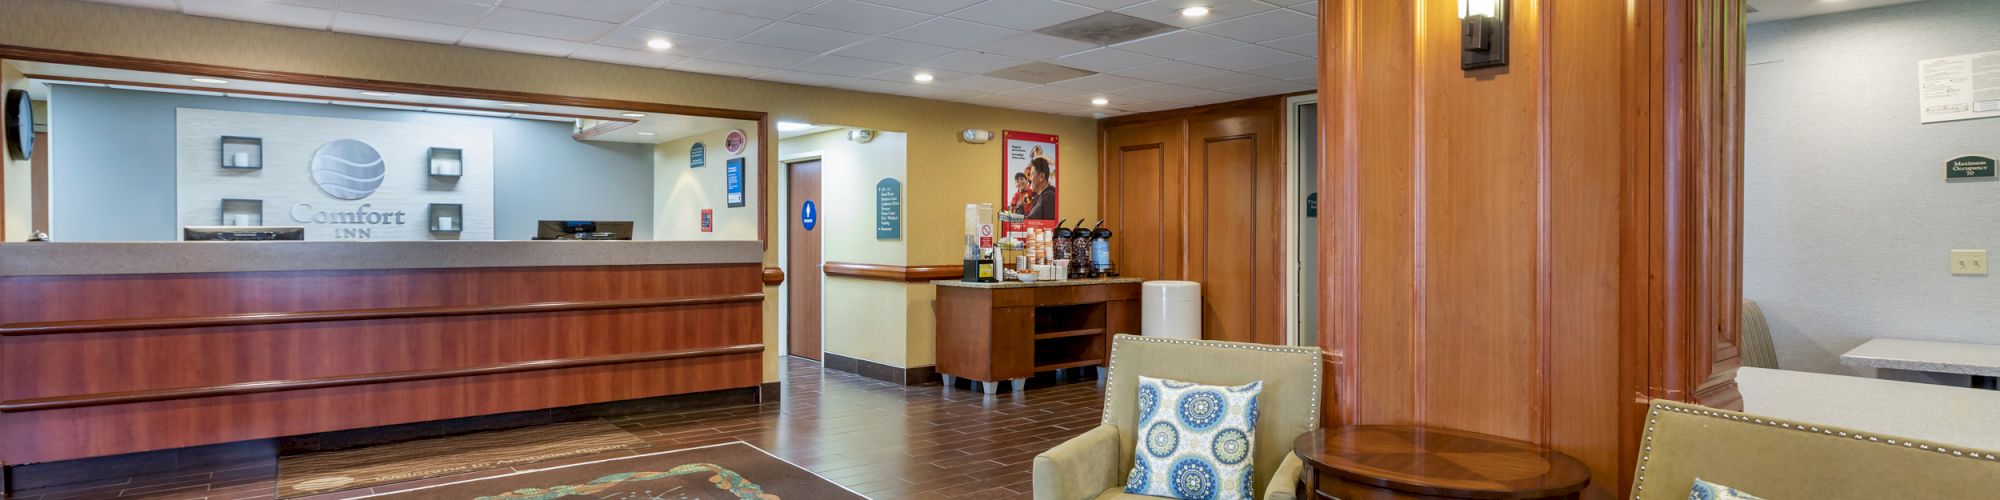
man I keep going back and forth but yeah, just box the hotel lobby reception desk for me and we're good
[933,278,1141,393]
[0,241,765,465]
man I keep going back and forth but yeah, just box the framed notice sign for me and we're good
[726,158,745,207]
[1001,130,1058,229]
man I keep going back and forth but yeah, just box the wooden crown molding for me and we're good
[822,262,961,283]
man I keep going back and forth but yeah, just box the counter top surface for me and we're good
[0,240,764,277]
[1839,338,2000,376]
[931,277,1144,289]
[1737,367,2000,452]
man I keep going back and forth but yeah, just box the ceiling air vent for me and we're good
[985,62,1098,85]
[1036,12,1178,46]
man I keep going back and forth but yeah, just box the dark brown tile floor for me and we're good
[6,357,1105,500]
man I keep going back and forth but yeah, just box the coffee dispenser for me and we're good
[1069,220,1094,278]
[1091,221,1115,277]
[1051,219,1072,263]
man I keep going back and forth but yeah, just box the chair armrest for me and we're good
[1034,424,1125,500]
[1263,452,1306,500]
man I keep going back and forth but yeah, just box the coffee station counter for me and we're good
[0,239,766,465]
[933,277,1141,395]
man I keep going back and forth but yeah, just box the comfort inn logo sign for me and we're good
[291,139,409,239]
[310,139,386,199]
[1946,155,1996,179]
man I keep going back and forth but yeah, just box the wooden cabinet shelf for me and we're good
[934,279,1140,393]
[1033,328,1104,340]
[1034,358,1106,371]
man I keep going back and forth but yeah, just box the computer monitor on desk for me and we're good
[535,220,634,240]
[183,226,306,241]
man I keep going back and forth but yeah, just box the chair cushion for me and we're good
[1690,478,1765,500]
[1123,376,1262,500]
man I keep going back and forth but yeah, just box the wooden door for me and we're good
[787,159,823,360]
[1102,120,1183,282]
[1188,109,1284,345]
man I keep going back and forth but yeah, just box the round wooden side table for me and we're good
[1293,425,1591,500]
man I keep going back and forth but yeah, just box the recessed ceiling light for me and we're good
[1091,97,1109,106]
[359,91,396,97]
[776,121,815,131]
[1180,6,1211,17]
[637,132,657,136]
[500,103,531,108]
[913,73,935,82]
[622,112,647,118]
[646,39,673,50]
[190,77,230,84]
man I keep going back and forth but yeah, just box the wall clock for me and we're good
[5,89,30,161]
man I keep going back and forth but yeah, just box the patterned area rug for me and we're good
[360,442,866,500]
[278,420,644,498]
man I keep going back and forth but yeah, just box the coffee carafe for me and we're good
[1091,221,1114,277]
[1069,220,1094,278]
[1051,219,1071,263]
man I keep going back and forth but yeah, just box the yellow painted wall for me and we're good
[0,0,1098,383]
[654,124,760,240]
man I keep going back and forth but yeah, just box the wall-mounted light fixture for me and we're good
[960,129,993,144]
[1459,0,1508,70]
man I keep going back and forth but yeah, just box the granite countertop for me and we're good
[1840,338,2000,377]
[1737,367,2000,452]
[931,277,1145,289]
[0,240,764,277]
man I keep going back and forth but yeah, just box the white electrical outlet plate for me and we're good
[1950,249,1988,276]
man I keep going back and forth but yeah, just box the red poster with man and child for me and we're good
[1001,131,1058,231]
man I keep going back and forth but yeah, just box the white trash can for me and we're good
[1141,281,1201,340]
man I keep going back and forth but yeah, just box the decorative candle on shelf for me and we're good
[232,214,252,226]
[231,152,252,168]
[438,216,456,231]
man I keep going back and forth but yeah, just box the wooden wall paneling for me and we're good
[1100,120,1183,282]
[0,264,764,464]
[1317,0,1744,497]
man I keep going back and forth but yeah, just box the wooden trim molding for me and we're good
[0,344,765,412]
[23,74,642,124]
[822,262,960,283]
[761,266,785,286]
[0,292,765,336]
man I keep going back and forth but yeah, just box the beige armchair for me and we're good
[1033,334,1322,500]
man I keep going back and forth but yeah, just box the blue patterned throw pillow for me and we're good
[1123,376,1262,500]
[1689,478,1765,500]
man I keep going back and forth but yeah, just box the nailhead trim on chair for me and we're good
[1101,335,1324,436]
[1630,401,2000,499]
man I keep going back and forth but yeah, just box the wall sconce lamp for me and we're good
[1460,0,1509,70]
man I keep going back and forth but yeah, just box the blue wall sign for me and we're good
[690,142,706,168]
[801,200,817,231]
[726,158,745,207]
[876,178,902,240]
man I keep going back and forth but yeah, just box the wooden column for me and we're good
[1313,0,1744,497]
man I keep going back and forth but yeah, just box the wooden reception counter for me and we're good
[0,241,765,466]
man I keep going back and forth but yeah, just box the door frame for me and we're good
[777,152,823,359]
[1283,93,1319,347]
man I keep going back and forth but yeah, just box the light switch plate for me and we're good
[1951,249,1988,276]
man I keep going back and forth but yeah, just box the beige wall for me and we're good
[779,129,915,367]
[0,0,1098,383]
[2,61,28,242]
[654,124,760,241]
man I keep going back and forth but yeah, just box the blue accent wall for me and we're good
[49,85,654,241]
